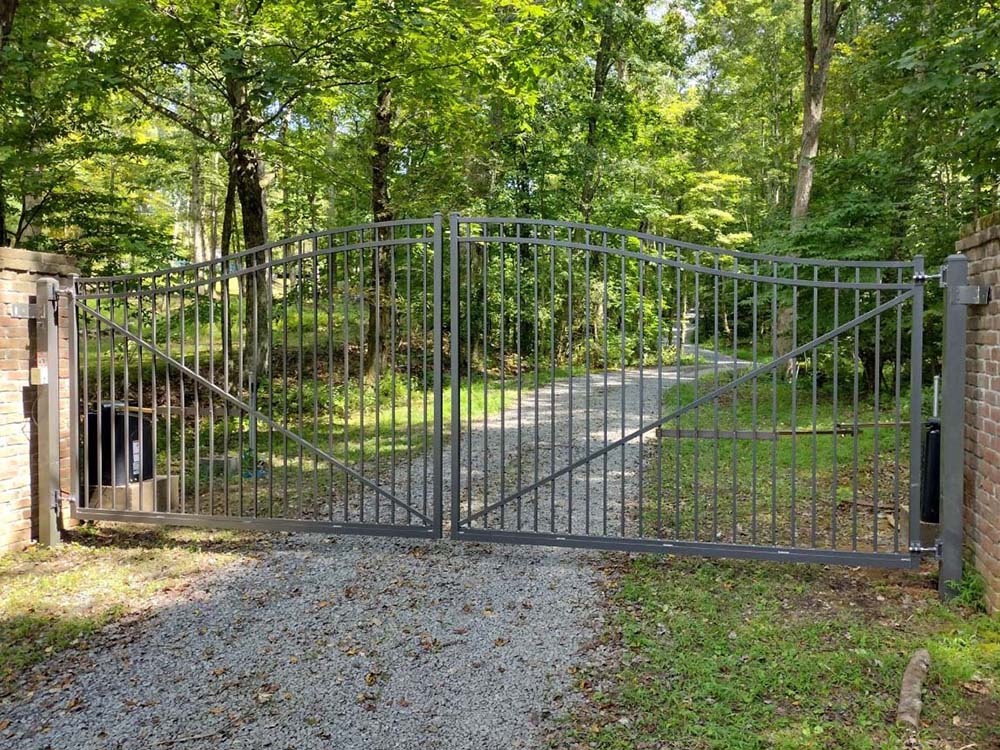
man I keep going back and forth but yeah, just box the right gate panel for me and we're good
[450,216,923,567]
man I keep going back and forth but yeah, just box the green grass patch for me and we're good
[555,558,1000,750]
[646,377,912,552]
[0,525,254,696]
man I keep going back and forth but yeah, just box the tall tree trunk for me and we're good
[0,0,20,246]
[221,157,237,258]
[226,72,271,386]
[365,80,393,382]
[208,152,220,259]
[219,156,237,389]
[580,9,615,224]
[791,0,848,228]
[190,150,207,263]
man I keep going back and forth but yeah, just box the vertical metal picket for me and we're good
[432,212,445,539]
[449,212,461,538]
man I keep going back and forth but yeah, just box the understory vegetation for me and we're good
[649,376,915,552]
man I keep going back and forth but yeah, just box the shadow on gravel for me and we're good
[65,523,267,554]
[1,534,604,750]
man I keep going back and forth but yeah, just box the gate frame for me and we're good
[68,216,446,541]
[47,212,964,589]
[447,214,928,571]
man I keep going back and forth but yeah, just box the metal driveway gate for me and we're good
[66,214,938,570]
[449,217,926,568]
[72,218,444,538]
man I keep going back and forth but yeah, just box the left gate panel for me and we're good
[72,217,443,538]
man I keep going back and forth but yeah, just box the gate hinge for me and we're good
[55,490,77,511]
[913,271,941,285]
[909,540,943,560]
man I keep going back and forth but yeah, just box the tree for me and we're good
[0,0,20,244]
[791,0,849,227]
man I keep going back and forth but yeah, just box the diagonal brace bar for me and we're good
[462,288,915,525]
[76,303,432,524]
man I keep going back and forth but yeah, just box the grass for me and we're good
[555,372,998,749]
[554,558,1000,750]
[0,524,255,696]
[646,376,913,552]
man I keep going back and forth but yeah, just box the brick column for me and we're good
[0,248,79,553]
[959,214,1000,612]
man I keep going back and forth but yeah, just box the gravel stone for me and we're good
[1,357,745,750]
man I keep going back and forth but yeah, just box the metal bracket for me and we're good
[909,540,943,560]
[956,285,992,305]
[8,302,38,319]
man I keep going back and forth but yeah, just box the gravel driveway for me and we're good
[2,357,745,750]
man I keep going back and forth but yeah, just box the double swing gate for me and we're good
[67,214,938,569]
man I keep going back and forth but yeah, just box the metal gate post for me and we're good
[35,277,61,547]
[939,253,968,598]
[66,284,80,517]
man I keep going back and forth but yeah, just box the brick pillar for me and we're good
[958,214,1000,612]
[0,248,79,553]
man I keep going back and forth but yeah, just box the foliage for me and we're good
[0,0,996,364]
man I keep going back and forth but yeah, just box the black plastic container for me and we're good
[86,403,154,487]
[920,417,941,524]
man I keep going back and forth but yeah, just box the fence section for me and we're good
[449,217,924,567]
[73,217,444,538]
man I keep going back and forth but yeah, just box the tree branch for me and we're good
[126,84,222,147]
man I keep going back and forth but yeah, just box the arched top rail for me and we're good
[76,212,919,291]
[456,216,919,270]
[79,217,441,286]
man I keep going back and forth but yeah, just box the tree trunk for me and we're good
[0,0,20,246]
[226,70,271,386]
[365,80,393,383]
[208,152,219,260]
[219,156,237,389]
[791,0,848,228]
[580,9,615,224]
[190,150,207,263]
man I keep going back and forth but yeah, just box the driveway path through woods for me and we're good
[1,356,747,750]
